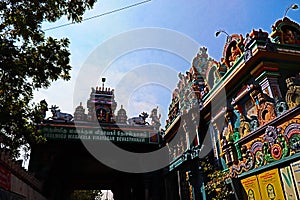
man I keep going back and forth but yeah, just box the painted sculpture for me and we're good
[49,105,73,121]
[150,107,161,129]
[128,112,149,126]
[271,17,300,45]
[285,77,300,109]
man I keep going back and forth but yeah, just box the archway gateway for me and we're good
[29,82,165,200]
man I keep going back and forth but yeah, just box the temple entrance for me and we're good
[29,134,164,200]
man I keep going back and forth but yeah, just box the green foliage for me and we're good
[205,170,234,200]
[70,190,102,200]
[0,0,97,158]
[199,158,213,172]
[199,155,234,199]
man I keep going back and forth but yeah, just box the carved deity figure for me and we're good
[283,28,296,44]
[223,111,234,144]
[229,45,241,66]
[239,115,251,137]
[285,77,300,109]
[150,107,161,128]
[250,88,276,126]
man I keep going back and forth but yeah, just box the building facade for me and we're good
[0,150,46,200]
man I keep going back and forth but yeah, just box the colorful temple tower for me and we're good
[163,16,300,200]
[85,78,117,123]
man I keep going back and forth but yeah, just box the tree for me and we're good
[70,190,103,200]
[199,155,234,200]
[205,170,234,200]
[0,0,97,158]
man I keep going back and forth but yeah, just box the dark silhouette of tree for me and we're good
[70,190,103,200]
[0,0,97,158]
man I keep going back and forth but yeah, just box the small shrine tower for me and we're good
[85,78,117,123]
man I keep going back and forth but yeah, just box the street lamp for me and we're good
[283,3,298,18]
[215,30,231,43]
[215,30,229,37]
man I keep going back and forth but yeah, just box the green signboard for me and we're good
[40,125,160,144]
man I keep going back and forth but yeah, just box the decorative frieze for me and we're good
[227,112,300,177]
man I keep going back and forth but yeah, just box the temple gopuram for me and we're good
[163,16,300,200]
[38,78,161,147]
[28,79,164,200]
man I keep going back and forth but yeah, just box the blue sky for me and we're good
[34,0,300,126]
